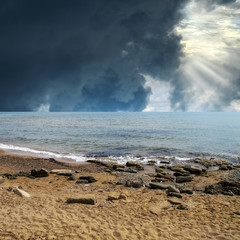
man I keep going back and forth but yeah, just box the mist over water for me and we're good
[0,112,239,163]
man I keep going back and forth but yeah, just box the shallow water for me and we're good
[0,112,239,163]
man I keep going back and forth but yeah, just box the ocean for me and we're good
[0,112,239,164]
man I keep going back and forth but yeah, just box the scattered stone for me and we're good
[205,180,240,195]
[126,161,144,170]
[179,187,193,195]
[194,158,231,168]
[76,179,89,184]
[173,172,191,177]
[67,174,76,181]
[79,176,97,183]
[124,168,138,173]
[17,171,30,177]
[219,165,228,170]
[31,168,49,178]
[115,168,125,172]
[176,175,193,183]
[66,194,96,205]
[155,168,164,173]
[147,160,156,165]
[149,182,172,190]
[125,179,142,188]
[2,173,17,180]
[167,192,182,198]
[105,169,111,173]
[0,176,4,184]
[233,211,240,215]
[168,199,182,205]
[112,164,125,170]
[228,169,240,182]
[12,187,30,198]
[184,165,203,174]
[177,204,189,210]
[107,193,120,201]
[167,185,180,193]
[160,160,170,164]
[170,166,185,173]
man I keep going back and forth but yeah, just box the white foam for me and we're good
[0,143,89,162]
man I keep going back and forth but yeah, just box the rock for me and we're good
[76,179,89,184]
[173,172,191,177]
[205,180,240,195]
[194,158,231,168]
[147,160,156,165]
[155,168,164,173]
[106,192,127,201]
[125,179,142,188]
[79,176,97,183]
[167,192,182,198]
[228,169,240,182]
[184,165,203,174]
[31,168,49,178]
[167,185,180,193]
[177,204,189,210]
[17,171,31,177]
[112,164,125,170]
[149,182,172,190]
[233,211,240,215]
[67,174,76,181]
[115,168,125,172]
[125,168,138,173]
[219,165,228,170]
[176,175,193,183]
[13,187,30,198]
[66,194,96,205]
[160,160,170,164]
[126,161,144,170]
[168,199,182,205]
[107,193,120,201]
[179,187,193,194]
[3,173,17,180]
[0,176,4,184]
[170,166,185,173]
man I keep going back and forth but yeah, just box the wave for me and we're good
[0,143,89,163]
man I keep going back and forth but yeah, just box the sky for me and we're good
[0,0,239,112]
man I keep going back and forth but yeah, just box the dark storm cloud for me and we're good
[0,0,188,111]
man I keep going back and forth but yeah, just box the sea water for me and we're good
[0,112,239,164]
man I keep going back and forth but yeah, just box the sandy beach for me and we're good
[0,150,240,240]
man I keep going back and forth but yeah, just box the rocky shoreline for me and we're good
[0,150,240,239]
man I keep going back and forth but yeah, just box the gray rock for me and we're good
[168,199,182,205]
[31,168,49,178]
[67,174,77,181]
[167,192,182,198]
[126,161,144,170]
[176,175,193,183]
[179,187,193,194]
[112,164,125,170]
[125,179,142,188]
[177,204,189,210]
[167,185,180,193]
[184,165,203,174]
[149,182,172,190]
[76,179,89,184]
[79,176,97,183]
[66,194,96,205]
[219,165,228,170]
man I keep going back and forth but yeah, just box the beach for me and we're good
[0,150,240,240]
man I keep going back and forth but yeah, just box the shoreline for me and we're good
[0,150,240,239]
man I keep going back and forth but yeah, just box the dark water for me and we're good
[0,112,239,163]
